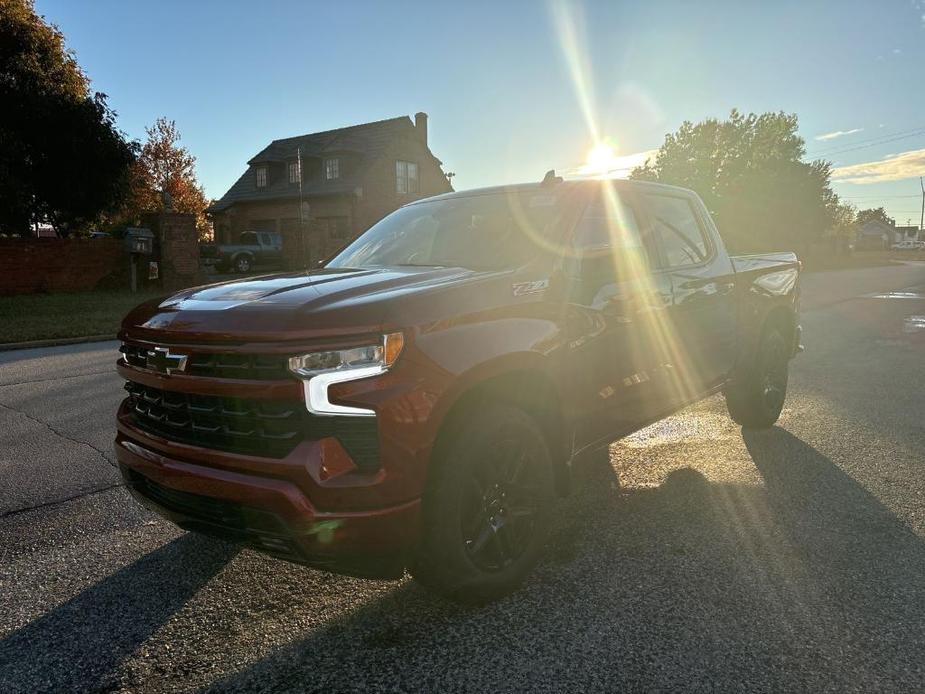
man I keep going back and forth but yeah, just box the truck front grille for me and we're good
[120,344,289,380]
[125,381,304,458]
[123,381,380,469]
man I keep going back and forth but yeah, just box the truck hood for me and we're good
[121,266,486,344]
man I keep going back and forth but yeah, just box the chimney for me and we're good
[414,112,428,148]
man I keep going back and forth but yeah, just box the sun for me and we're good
[584,142,620,174]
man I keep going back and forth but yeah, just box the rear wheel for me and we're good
[725,326,790,429]
[411,404,554,604]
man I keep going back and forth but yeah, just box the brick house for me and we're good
[207,113,452,266]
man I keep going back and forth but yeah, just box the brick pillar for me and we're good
[142,212,202,290]
[306,218,328,266]
[279,219,307,271]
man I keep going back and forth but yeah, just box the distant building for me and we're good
[896,225,922,242]
[207,113,453,264]
[856,219,897,249]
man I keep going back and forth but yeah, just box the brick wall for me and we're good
[0,239,125,296]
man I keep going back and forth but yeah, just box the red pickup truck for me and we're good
[116,176,801,603]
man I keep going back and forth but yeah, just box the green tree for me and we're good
[120,117,210,238]
[822,198,858,255]
[0,0,136,236]
[632,109,837,255]
[855,207,895,227]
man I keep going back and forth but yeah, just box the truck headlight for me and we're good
[288,332,404,416]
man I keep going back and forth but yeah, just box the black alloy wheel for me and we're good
[725,326,790,429]
[460,438,541,572]
[411,403,555,603]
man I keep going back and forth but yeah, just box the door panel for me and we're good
[667,259,737,393]
[561,186,671,449]
[640,192,738,402]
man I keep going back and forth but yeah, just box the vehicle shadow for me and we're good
[0,534,237,693]
[742,426,925,670]
[205,428,925,693]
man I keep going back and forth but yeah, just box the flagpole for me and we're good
[297,146,307,267]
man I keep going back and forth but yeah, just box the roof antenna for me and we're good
[542,169,563,185]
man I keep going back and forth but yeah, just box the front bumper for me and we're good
[115,428,421,579]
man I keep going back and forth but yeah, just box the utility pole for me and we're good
[920,176,924,234]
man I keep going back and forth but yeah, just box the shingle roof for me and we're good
[248,115,412,164]
[208,116,418,212]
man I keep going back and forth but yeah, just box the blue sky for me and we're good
[37,0,925,226]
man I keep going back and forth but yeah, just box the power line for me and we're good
[806,126,925,158]
[808,125,925,154]
[838,194,920,199]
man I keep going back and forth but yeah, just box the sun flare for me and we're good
[585,142,620,173]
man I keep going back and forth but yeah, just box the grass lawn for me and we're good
[0,289,166,344]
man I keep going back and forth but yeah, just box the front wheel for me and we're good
[411,404,555,604]
[234,255,253,273]
[725,326,790,429]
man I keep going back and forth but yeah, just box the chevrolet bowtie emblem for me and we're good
[146,347,188,375]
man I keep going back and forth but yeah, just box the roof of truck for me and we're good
[407,177,697,206]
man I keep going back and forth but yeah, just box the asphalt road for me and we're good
[1,263,924,693]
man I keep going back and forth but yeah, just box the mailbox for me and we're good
[124,227,153,255]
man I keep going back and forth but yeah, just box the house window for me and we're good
[255,166,267,188]
[288,161,301,184]
[324,158,340,181]
[396,160,419,194]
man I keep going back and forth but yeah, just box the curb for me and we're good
[0,334,115,352]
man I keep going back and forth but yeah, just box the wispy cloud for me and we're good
[814,128,863,142]
[832,147,925,184]
[607,149,658,172]
[572,149,658,177]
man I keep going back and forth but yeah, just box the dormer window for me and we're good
[255,166,267,188]
[324,158,340,181]
[288,161,301,184]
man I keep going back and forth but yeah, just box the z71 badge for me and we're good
[512,279,549,297]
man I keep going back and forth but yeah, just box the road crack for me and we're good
[0,482,125,519]
[0,401,115,467]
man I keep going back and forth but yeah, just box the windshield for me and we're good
[326,191,565,271]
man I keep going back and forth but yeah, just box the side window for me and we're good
[566,190,651,280]
[572,192,643,251]
[644,194,709,267]
[239,231,258,245]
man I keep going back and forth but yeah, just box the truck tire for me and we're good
[234,255,253,273]
[411,403,555,604]
[725,326,790,429]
